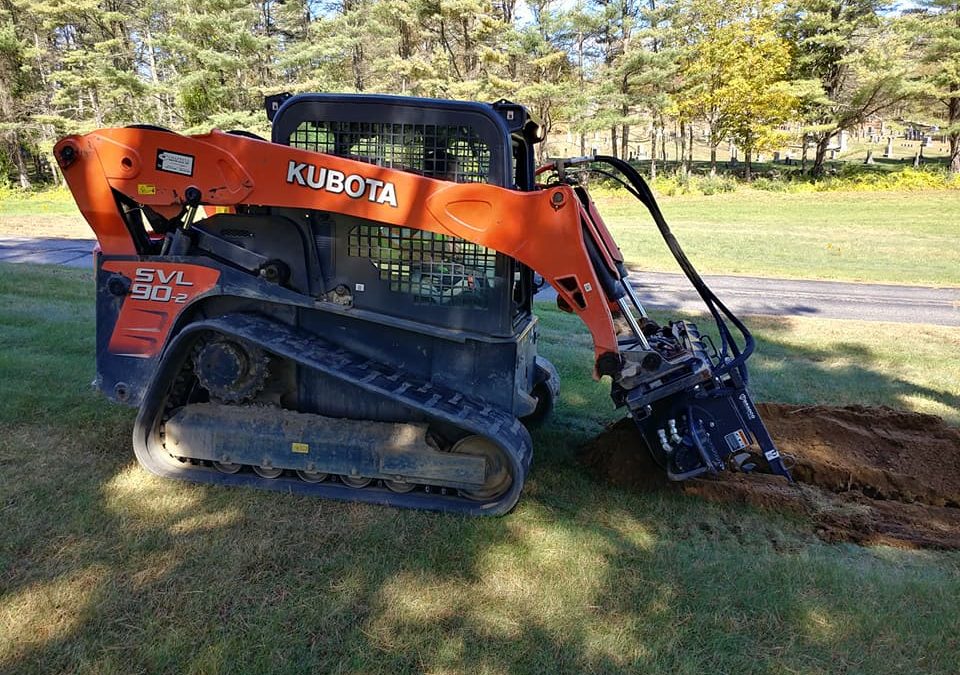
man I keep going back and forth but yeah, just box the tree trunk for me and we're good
[650,124,657,179]
[610,127,618,159]
[13,137,31,189]
[948,97,960,175]
[810,133,832,177]
[577,31,585,158]
[144,26,164,122]
[950,135,960,175]
[709,144,717,176]
[353,43,364,91]
[621,124,629,161]
[745,147,753,181]
[90,90,103,128]
[679,120,688,177]
[673,123,680,169]
[660,117,667,163]
[688,125,694,167]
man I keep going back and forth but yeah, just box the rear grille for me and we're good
[290,121,492,184]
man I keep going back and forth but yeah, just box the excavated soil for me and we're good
[580,403,960,549]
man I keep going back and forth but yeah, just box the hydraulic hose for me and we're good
[589,156,755,380]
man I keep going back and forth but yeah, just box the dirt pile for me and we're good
[580,403,960,549]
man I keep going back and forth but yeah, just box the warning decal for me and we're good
[724,429,750,452]
[156,149,194,176]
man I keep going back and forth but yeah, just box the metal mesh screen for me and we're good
[348,225,498,307]
[291,115,502,307]
[290,121,492,183]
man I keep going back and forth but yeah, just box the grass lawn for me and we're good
[0,189,89,239]
[2,262,959,674]
[2,187,959,286]
[595,189,960,287]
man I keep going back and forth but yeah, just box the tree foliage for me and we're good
[906,0,960,173]
[784,0,912,174]
[676,0,795,174]
[0,0,955,186]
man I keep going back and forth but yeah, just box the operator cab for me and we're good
[261,92,545,336]
[266,92,544,191]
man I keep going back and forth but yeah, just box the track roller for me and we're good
[385,479,416,493]
[214,461,242,474]
[297,469,329,483]
[340,475,372,488]
[253,465,283,479]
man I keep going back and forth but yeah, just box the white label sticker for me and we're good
[764,448,781,461]
[156,149,194,176]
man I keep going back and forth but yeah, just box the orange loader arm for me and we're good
[55,128,623,375]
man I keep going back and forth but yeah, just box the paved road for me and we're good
[0,236,95,268]
[540,269,960,327]
[2,236,958,326]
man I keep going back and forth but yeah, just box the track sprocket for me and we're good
[192,337,269,403]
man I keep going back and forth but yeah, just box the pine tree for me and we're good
[910,0,960,173]
[510,1,579,160]
[0,0,62,186]
[784,0,910,176]
[160,0,278,130]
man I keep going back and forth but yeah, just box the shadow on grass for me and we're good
[3,383,959,671]
[3,297,960,673]
[747,319,960,421]
[537,306,960,427]
[0,424,667,673]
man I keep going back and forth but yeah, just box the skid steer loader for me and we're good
[54,93,791,515]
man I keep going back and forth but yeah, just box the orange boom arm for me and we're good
[55,128,621,372]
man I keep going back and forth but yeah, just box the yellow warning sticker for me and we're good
[212,206,230,214]
[137,183,156,195]
[291,442,309,454]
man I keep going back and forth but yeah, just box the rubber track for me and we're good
[133,313,534,515]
